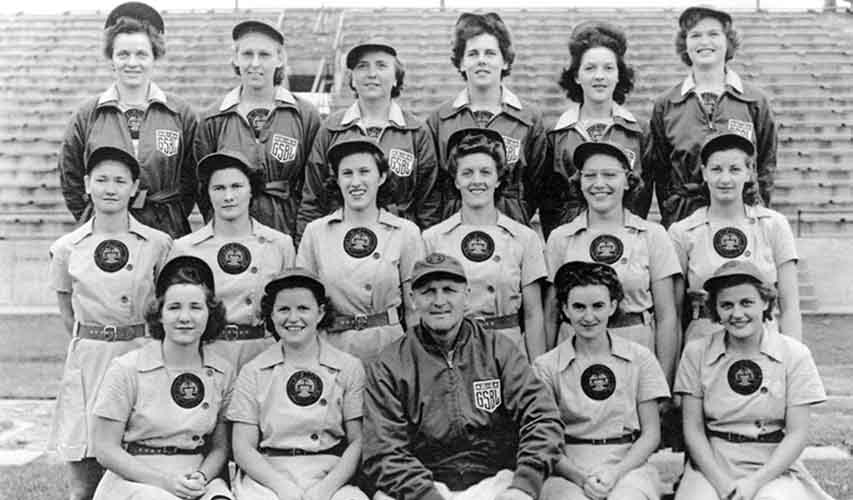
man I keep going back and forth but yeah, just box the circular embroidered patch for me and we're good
[94,239,129,273]
[124,108,145,140]
[713,227,748,259]
[581,364,616,401]
[461,231,495,263]
[589,234,624,265]
[425,253,446,265]
[171,373,205,409]
[586,122,609,142]
[246,108,269,138]
[343,227,377,259]
[286,370,323,406]
[217,242,252,275]
[727,359,763,395]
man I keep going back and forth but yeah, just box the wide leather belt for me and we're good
[608,311,646,328]
[76,323,146,342]
[216,324,266,341]
[260,442,346,457]
[707,429,785,443]
[124,442,207,455]
[565,431,640,446]
[471,314,520,330]
[328,308,399,333]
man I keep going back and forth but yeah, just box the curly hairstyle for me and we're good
[104,16,165,60]
[196,160,266,212]
[699,148,761,206]
[451,12,515,80]
[259,278,334,339]
[705,274,777,323]
[347,52,406,99]
[145,268,226,343]
[566,153,645,212]
[323,145,395,210]
[554,261,625,307]
[559,21,635,105]
[446,131,509,201]
[232,42,287,86]
[675,10,741,67]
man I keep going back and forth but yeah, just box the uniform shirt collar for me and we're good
[451,85,523,111]
[254,337,344,371]
[181,218,269,246]
[136,341,231,374]
[326,208,403,228]
[70,215,152,245]
[680,205,775,231]
[435,211,519,237]
[558,209,649,236]
[677,69,745,99]
[340,101,407,128]
[97,82,172,111]
[218,85,296,112]
[553,101,637,131]
[705,326,784,365]
[557,332,634,371]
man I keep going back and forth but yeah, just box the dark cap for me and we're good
[573,141,632,171]
[699,132,755,165]
[197,150,256,180]
[232,19,284,45]
[86,146,140,178]
[263,267,326,300]
[411,253,468,289]
[105,2,164,34]
[679,5,733,29]
[327,138,385,169]
[703,260,768,293]
[446,127,507,158]
[570,20,627,56]
[346,37,397,70]
[156,256,215,298]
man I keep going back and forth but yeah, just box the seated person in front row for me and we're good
[363,252,564,500]
[533,261,670,500]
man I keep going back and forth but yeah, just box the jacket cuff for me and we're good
[510,464,545,498]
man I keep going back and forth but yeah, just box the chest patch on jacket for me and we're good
[727,359,762,395]
[589,234,623,265]
[156,129,180,156]
[727,119,754,141]
[218,243,252,274]
[94,239,129,273]
[343,227,377,258]
[271,134,298,163]
[581,364,616,401]
[713,227,747,258]
[473,379,502,413]
[171,373,205,409]
[461,231,495,262]
[287,370,323,406]
[502,135,521,166]
[388,148,415,177]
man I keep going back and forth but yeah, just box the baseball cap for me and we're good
[411,253,468,289]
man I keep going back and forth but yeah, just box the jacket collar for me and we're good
[705,325,785,365]
[136,341,231,374]
[253,337,344,371]
[679,205,776,231]
[672,69,747,104]
[218,85,296,112]
[557,210,650,237]
[441,85,529,126]
[557,332,634,371]
[325,208,403,229]
[71,215,152,245]
[552,101,638,132]
[339,100,407,128]
[97,82,174,112]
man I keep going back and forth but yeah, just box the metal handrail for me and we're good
[796,208,853,237]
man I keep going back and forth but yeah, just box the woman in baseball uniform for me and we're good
[540,20,651,239]
[58,2,198,238]
[297,139,424,361]
[674,260,832,500]
[426,12,547,225]
[172,151,295,369]
[49,145,172,500]
[646,5,777,229]
[545,141,681,385]
[91,256,234,500]
[668,133,800,341]
[423,128,547,359]
[228,269,367,500]
[535,261,669,500]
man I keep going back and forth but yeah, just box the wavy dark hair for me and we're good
[323,146,395,210]
[705,274,776,323]
[566,156,645,212]
[559,22,634,105]
[675,10,741,67]
[259,278,334,339]
[446,131,510,202]
[347,53,406,99]
[104,16,165,60]
[145,268,226,343]
[196,161,266,212]
[554,261,625,307]
[451,12,515,80]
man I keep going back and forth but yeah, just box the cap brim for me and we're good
[346,43,397,69]
[197,151,253,179]
[156,256,215,297]
[264,272,326,300]
[700,134,756,165]
[232,20,284,44]
[412,271,467,290]
[572,142,631,171]
[327,139,385,168]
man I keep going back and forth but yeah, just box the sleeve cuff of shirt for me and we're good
[510,465,545,498]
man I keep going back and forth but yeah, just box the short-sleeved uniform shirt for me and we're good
[296,209,425,360]
[540,102,651,237]
[194,86,322,235]
[546,210,681,313]
[423,211,547,342]
[58,83,198,238]
[426,86,547,224]
[49,216,172,325]
[668,205,797,291]
[94,341,235,450]
[226,338,364,452]
[646,70,777,227]
[296,101,441,240]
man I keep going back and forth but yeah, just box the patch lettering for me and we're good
[343,227,378,259]
[217,242,252,275]
[94,239,129,273]
[727,360,763,395]
[270,134,298,163]
[171,373,205,409]
[713,227,747,259]
[581,364,616,401]
[155,129,180,157]
[287,370,323,406]
[473,379,502,413]
[727,119,755,141]
[589,234,624,265]
[460,230,495,263]
[502,135,521,166]
[388,148,415,177]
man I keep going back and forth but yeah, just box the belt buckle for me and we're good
[102,325,117,341]
[591,438,606,446]
[353,314,368,330]
[223,324,239,341]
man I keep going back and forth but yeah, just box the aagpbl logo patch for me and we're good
[727,119,755,141]
[589,234,624,265]
[287,370,324,406]
[155,129,180,157]
[217,242,252,275]
[388,148,415,177]
[727,359,763,395]
[461,230,495,263]
[473,379,502,413]
[581,364,616,401]
[171,373,205,409]
[94,239,129,273]
[270,134,298,163]
[501,135,521,165]
[713,227,747,259]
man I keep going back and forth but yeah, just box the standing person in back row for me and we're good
[195,19,322,236]
[646,5,777,228]
[427,12,547,226]
[59,2,198,238]
[297,37,441,242]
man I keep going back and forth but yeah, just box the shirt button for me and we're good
[125,263,134,271]
[364,284,372,291]
[120,295,129,303]
[493,255,501,262]
[486,285,495,293]
[760,386,768,394]
[621,258,628,264]
[245,297,253,305]
[755,420,762,428]
[320,398,327,406]
[373,252,381,259]
[310,433,319,440]
[206,369,214,377]
[745,251,752,257]
[250,266,258,274]
[202,402,210,410]
[192,435,200,441]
